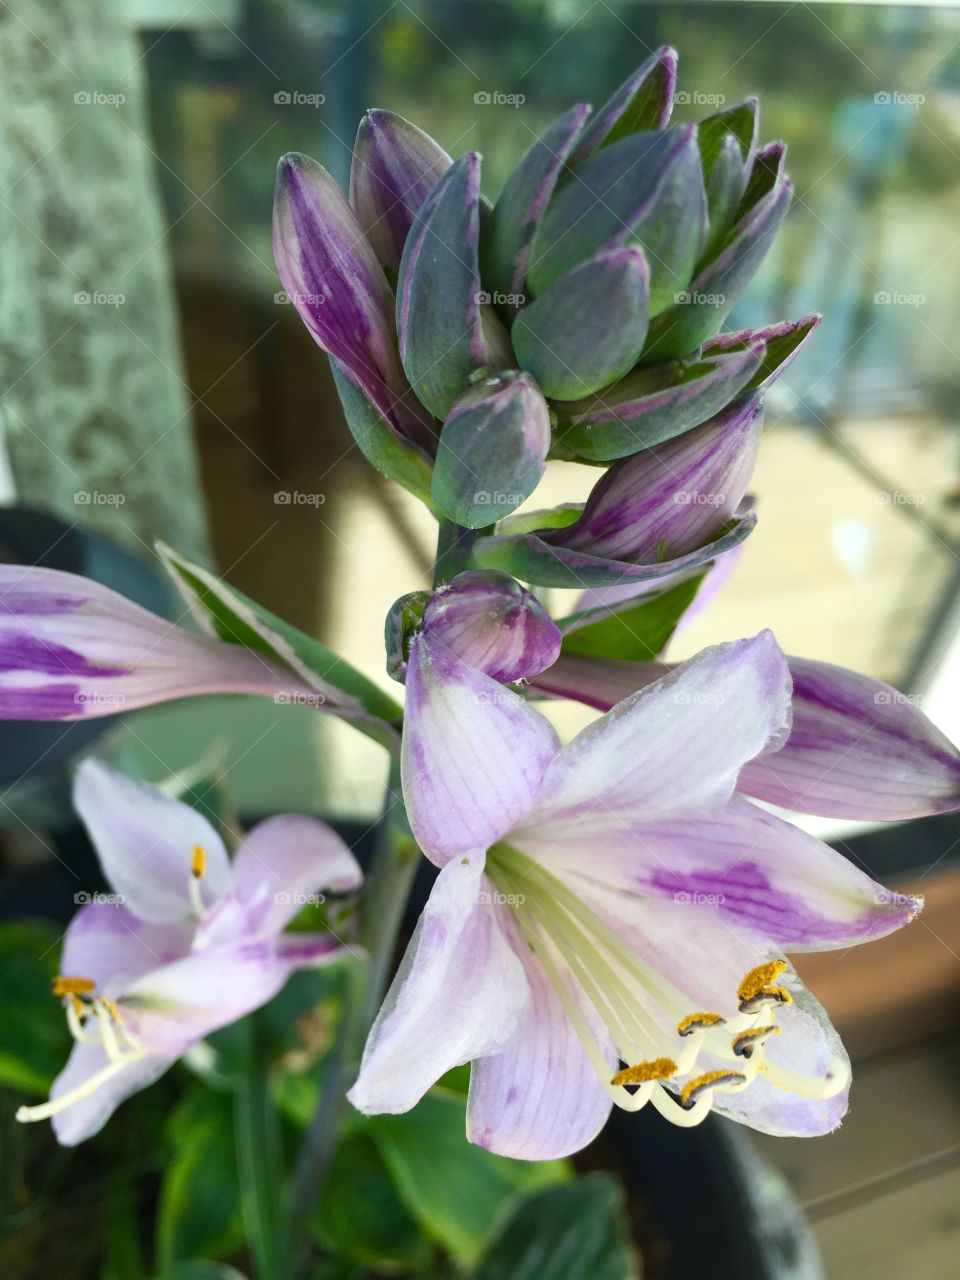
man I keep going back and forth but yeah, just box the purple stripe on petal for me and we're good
[0,633,128,678]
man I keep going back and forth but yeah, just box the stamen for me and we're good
[52,975,95,998]
[189,845,208,917]
[16,1058,141,1125]
[737,960,792,1012]
[677,1012,725,1036]
[732,1025,781,1058]
[681,1069,748,1109]
[611,1058,677,1087]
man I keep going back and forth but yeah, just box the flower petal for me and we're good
[737,657,960,820]
[119,939,311,1057]
[231,814,362,935]
[518,632,791,836]
[402,632,559,865]
[348,854,529,1114]
[49,1041,172,1146]
[528,794,918,951]
[61,901,193,992]
[467,935,614,1159]
[0,565,312,720]
[73,760,230,925]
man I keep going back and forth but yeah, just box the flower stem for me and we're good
[235,1013,285,1280]
[433,516,490,585]
[284,757,418,1274]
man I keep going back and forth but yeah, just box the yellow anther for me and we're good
[52,975,95,998]
[731,1025,781,1057]
[677,1011,726,1037]
[611,1057,677,1087]
[737,960,792,1010]
[69,994,86,1020]
[680,1069,747,1108]
[191,844,206,879]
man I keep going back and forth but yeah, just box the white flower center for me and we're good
[486,843,849,1128]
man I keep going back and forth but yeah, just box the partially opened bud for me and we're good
[386,571,561,684]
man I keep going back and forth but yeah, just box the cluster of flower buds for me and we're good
[273,46,818,587]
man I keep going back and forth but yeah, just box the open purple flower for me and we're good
[348,631,918,1158]
[17,761,362,1145]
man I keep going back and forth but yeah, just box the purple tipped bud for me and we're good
[549,392,764,564]
[571,46,679,163]
[350,110,452,276]
[273,153,433,451]
[424,571,561,682]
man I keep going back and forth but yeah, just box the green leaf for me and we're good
[157,544,401,750]
[370,1089,569,1263]
[470,1176,633,1280]
[314,1132,433,1270]
[558,573,704,661]
[0,921,68,1093]
[156,1090,244,1270]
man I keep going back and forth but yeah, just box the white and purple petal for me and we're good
[348,853,529,1114]
[402,632,559,865]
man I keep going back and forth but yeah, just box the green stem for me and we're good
[235,1014,285,1280]
[433,516,490,585]
[284,758,418,1275]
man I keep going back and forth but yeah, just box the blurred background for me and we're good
[1,2,959,1277]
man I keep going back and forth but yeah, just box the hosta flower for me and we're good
[0,558,400,747]
[348,631,918,1158]
[535,649,960,822]
[273,50,813,523]
[17,761,361,1145]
